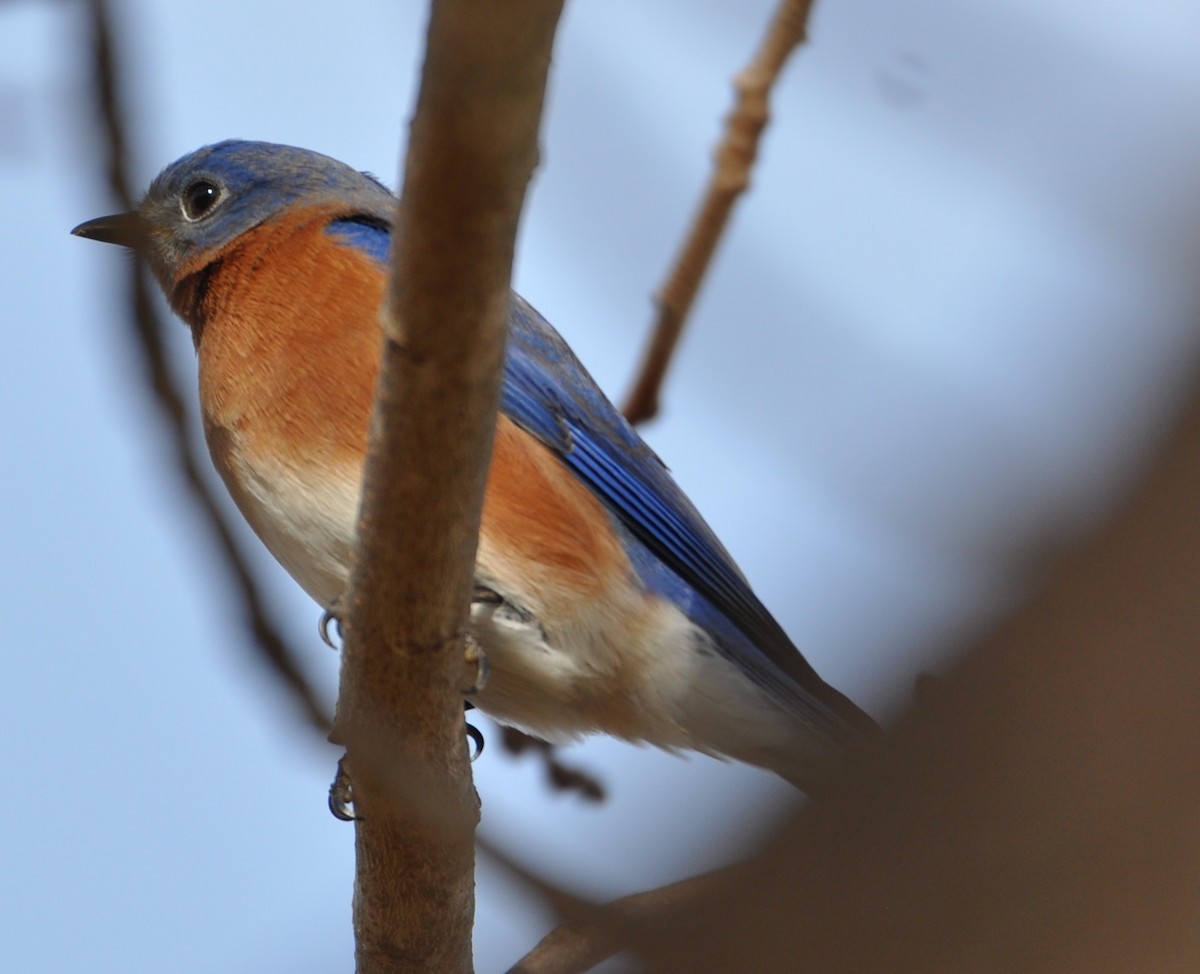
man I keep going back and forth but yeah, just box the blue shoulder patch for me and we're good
[326,216,390,262]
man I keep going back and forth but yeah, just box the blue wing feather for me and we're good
[504,298,868,737]
[327,215,870,739]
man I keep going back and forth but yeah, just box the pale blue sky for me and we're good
[3,0,1199,970]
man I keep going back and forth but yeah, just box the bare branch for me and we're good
[82,0,330,735]
[622,0,818,425]
[498,855,734,974]
[498,726,606,802]
[332,2,564,972]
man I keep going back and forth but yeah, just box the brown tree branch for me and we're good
[82,0,330,735]
[332,3,564,972]
[622,0,818,425]
[638,365,1200,971]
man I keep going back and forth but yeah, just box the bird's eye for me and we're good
[181,180,221,221]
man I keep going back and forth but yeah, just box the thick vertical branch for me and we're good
[332,3,564,973]
[623,0,817,425]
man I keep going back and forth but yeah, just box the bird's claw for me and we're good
[328,755,356,821]
[319,598,343,650]
[465,719,485,761]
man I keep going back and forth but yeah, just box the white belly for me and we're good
[217,444,813,778]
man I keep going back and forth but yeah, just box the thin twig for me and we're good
[82,0,330,735]
[622,0,817,425]
[482,835,735,974]
[332,2,565,972]
[498,727,606,802]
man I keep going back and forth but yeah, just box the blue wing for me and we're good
[327,216,871,740]
[503,297,871,738]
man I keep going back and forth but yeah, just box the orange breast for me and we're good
[481,416,631,599]
[189,208,631,603]
[191,206,382,475]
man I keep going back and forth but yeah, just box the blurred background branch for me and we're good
[623,0,817,425]
[646,360,1200,971]
[83,0,330,734]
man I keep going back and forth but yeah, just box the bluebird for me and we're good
[73,140,875,789]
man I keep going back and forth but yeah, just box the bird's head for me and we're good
[72,140,394,289]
